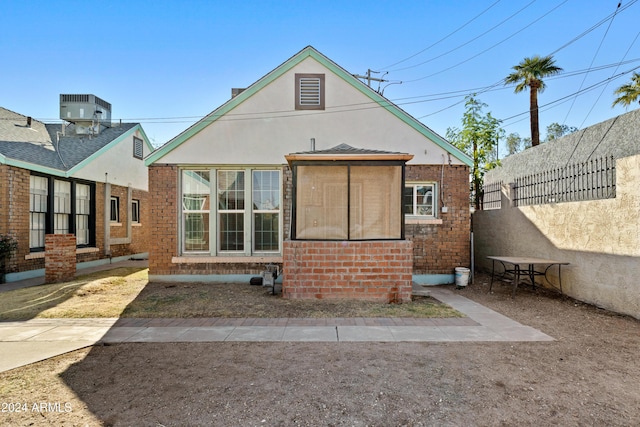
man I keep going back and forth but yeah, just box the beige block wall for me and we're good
[474,154,640,319]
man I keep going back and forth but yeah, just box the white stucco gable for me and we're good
[146,46,472,168]
[71,126,152,191]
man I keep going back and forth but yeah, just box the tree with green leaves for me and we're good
[446,96,504,210]
[545,122,577,142]
[506,133,524,155]
[612,72,640,108]
[505,55,563,147]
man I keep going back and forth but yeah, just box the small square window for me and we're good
[110,196,119,222]
[295,73,325,110]
[133,137,144,159]
[132,199,140,223]
[404,183,436,217]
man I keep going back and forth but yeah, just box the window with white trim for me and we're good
[131,199,140,223]
[29,174,95,250]
[295,73,325,110]
[404,183,436,217]
[53,180,71,234]
[29,175,48,249]
[75,184,91,244]
[181,168,281,255]
[110,197,119,222]
[182,171,210,252]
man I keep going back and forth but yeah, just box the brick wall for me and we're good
[1,166,31,274]
[405,164,470,274]
[1,167,150,278]
[148,165,179,275]
[147,163,469,280]
[282,240,413,302]
[45,234,76,283]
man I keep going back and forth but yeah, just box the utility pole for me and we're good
[353,69,387,88]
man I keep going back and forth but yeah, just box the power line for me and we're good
[562,1,622,124]
[377,0,503,71]
[387,0,537,73]
[398,0,569,84]
[21,59,640,128]
[548,0,638,56]
[577,29,640,128]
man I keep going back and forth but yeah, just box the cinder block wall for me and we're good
[405,164,471,274]
[282,240,413,302]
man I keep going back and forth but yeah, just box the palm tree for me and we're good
[612,72,640,108]
[505,55,562,146]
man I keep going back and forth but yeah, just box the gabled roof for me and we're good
[0,106,151,177]
[146,46,472,167]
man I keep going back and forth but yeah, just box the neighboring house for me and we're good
[145,46,473,301]
[475,108,640,318]
[0,95,153,282]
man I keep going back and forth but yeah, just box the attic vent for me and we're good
[295,74,325,110]
[133,137,144,159]
[300,78,320,105]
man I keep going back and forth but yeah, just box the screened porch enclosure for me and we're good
[294,164,403,240]
[287,145,413,241]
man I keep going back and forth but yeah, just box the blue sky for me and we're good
[2,0,639,155]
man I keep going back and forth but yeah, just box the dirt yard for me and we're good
[1,273,639,426]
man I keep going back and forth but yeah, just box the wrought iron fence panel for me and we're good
[513,156,616,207]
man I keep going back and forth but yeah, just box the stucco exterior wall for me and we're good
[158,57,465,167]
[474,154,640,319]
[72,127,150,191]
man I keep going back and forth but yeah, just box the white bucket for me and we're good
[454,267,470,287]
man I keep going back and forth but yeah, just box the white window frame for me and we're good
[404,182,437,218]
[180,168,282,257]
[29,175,48,249]
[131,199,140,223]
[75,183,91,245]
[54,179,71,234]
[110,196,120,222]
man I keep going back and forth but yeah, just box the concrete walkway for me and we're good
[0,285,553,372]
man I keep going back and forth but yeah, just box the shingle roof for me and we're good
[291,143,408,156]
[0,106,137,172]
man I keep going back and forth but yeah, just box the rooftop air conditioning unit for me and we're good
[59,94,112,124]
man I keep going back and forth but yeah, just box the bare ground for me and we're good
[1,273,639,426]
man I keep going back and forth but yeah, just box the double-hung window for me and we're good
[110,197,120,222]
[404,183,436,217]
[181,168,281,255]
[252,170,280,251]
[131,200,140,223]
[75,184,91,245]
[29,175,48,249]
[29,174,95,250]
[54,180,71,234]
[217,170,244,252]
[182,171,210,252]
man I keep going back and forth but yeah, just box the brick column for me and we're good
[45,234,76,283]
